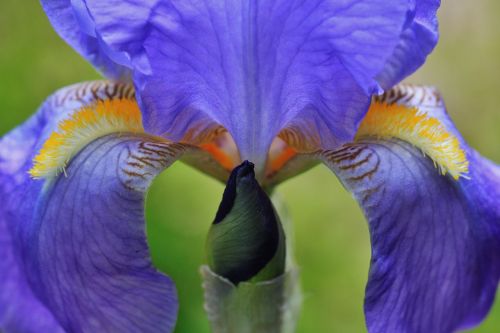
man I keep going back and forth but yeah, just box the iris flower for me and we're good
[1,1,499,332]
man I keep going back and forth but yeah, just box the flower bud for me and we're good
[206,160,286,285]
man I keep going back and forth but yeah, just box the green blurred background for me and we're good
[1,1,499,332]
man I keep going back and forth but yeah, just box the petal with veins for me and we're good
[17,134,182,332]
[320,85,500,332]
[41,0,443,172]
[40,0,132,79]
[0,81,182,332]
[377,0,440,89]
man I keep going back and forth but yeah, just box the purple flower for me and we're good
[2,1,499,332]
[41,0,440,171]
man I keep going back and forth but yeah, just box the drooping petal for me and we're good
[321,85,500,333]
[40,0,132,79]
[0,81,134,332]
[0,211,64,332]
[0,81,181,332]
[16,134,183,332]
[1,121,64,332]
[41,0,442,171]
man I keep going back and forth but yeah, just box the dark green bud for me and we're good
[206,161,286,285]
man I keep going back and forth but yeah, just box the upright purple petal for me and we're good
[103,0,410,169]
[40,1,442,171]
[321,85,500,332]
[40,0,132,79]
[376,0,440,89]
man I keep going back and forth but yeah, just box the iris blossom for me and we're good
[1,0,500,332]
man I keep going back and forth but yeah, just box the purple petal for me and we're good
[376,0,441,89]
[0,214,64,332]
[1,121,64,332]
[0,81,181,332]
[41,0,442,171]
[1,81,133,332]
[0,81,136,192]
[322,85,500,332]
[40,0,132,79]
[16,135,181,332]
[121,0,410,169]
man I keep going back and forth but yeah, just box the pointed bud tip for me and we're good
[207,161,286,285]
[233,160,255,179]
[213,160,255,224]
